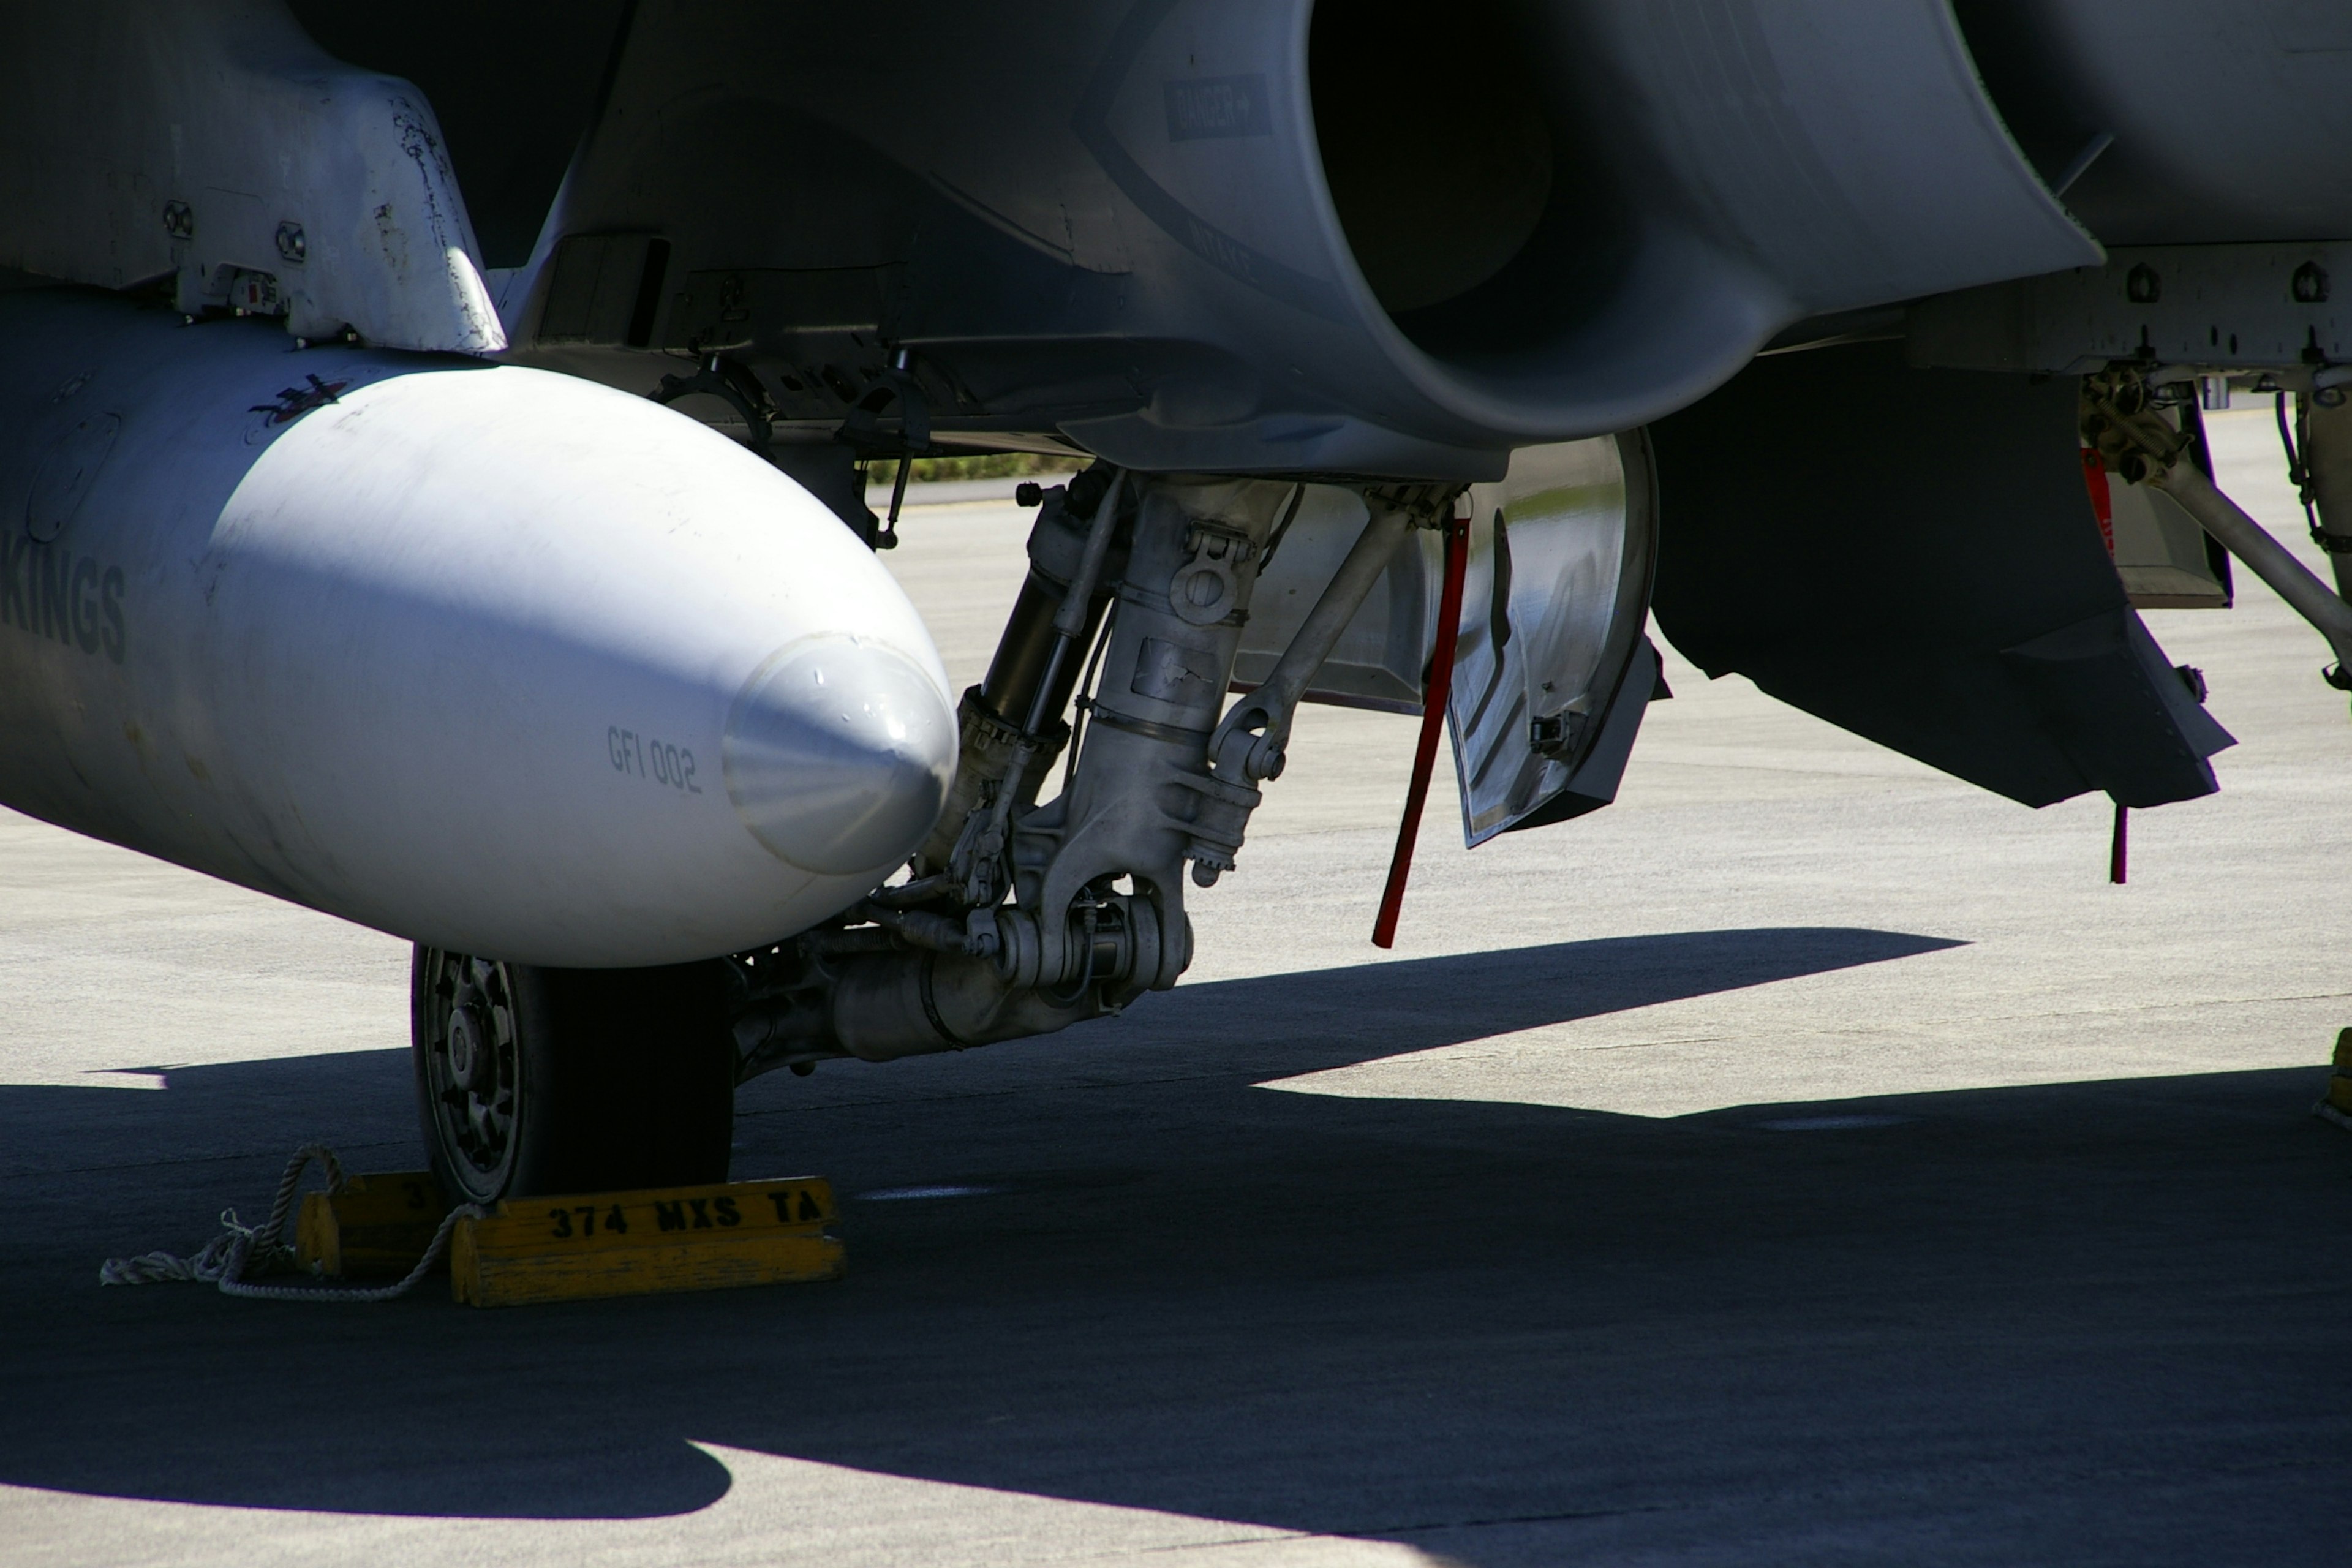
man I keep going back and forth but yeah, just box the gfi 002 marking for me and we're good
[608,725,703,794]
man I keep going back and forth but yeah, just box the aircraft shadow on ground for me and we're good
[3,924,2346,1560]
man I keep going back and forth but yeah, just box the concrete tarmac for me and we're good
[3,412,2349,1565]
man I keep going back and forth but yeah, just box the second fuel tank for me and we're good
[0,290,956,967]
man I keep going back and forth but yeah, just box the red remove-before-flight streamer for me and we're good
[1371,500,1472,948]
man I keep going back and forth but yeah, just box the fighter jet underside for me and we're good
[1,1,2346,1200]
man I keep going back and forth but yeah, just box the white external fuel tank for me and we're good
[0,290,956,966]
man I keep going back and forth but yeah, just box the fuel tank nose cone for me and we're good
[724,637,956,876]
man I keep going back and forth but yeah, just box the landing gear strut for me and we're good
[411,946,737,1203]
[727,465,1457,1075]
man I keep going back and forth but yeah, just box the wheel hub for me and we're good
[421,951,522,1202]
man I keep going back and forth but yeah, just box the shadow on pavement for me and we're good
[6,924,2346,1560]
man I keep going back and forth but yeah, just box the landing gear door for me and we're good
[1231,486,1440,714]
[1447,434,1660,846]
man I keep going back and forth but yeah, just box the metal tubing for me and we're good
[1252,502,1412,723]
[981,573,1104,726]
[2148,459,2352,671]
[1022,471,1125,737]
[2301,397,2352,603]
[1208,498,1414,778]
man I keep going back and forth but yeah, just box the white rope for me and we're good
[97,1226,246,1287]
[99,1143,483,1303]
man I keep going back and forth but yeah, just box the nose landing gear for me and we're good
[411,946,737,1204]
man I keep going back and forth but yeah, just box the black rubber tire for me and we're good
[412,946,736,1204]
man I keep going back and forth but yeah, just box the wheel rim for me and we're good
[420,950,523,1202]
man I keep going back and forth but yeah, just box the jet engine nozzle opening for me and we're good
[1308,0,1559,320]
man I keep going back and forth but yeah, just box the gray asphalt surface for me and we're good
[2,410,2348,1565]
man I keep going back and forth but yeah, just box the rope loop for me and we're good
[99,1144,481,1303]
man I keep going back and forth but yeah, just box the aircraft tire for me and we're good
[410,946,736,1205]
